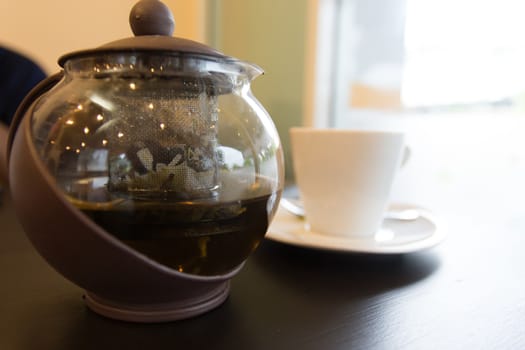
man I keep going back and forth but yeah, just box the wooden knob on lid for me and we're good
[129,0,175,36]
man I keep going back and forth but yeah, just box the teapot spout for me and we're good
[239,61,264,81]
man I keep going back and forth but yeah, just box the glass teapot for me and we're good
[7,0,283,322]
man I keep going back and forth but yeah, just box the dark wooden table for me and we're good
[1,112,525,349]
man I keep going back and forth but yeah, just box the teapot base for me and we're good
[83,281,230,323]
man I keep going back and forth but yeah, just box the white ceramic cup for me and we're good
[290,127,407,238]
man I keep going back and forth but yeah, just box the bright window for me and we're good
[403,0,525,107]
[316,0,525,129]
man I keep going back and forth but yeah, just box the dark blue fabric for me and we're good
[0,47,46,126]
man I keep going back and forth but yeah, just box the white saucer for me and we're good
[266,203,444,254]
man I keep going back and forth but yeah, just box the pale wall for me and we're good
[0,0,205,73]
[214,0,309,179]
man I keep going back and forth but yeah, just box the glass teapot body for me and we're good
[27,52,283,276]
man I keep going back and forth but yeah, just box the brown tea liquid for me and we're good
[75,186,277,276]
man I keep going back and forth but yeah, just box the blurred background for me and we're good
[2,0,525,187]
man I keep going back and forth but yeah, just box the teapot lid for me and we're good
[58,0,228,67]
